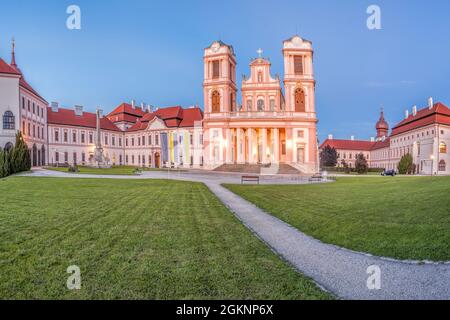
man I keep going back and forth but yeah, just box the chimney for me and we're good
[370,137,375,142]
[146,104,152,113]
[140,102,145,110]
[412,105,417,116]
[405,110,409,119]
[74,105,83,116]
[51,101,59,112]
[97,108,103,118]
[131,99,136,109]
[428,97,434,109]
[328,134,333,140]
[350,135,355,141]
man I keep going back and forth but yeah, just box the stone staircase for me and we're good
[213,163,301,175]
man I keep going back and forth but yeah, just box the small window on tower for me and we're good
[294,56,303,75]
[212,60,220,79]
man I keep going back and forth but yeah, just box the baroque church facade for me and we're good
[202,36,319,173]
[0,36,319,173]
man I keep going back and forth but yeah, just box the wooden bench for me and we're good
[241,175,260,184]
[308,174,323,182]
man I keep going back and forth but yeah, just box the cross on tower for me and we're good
[257,48,263,58]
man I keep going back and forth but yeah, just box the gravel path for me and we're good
[20,169,450,300]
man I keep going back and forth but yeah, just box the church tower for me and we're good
[282,35,315,114]
[376,108,389,140]
[203,41,237,114]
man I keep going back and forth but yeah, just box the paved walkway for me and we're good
[20,169,450,299]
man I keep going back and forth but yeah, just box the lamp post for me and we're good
[430,155,435,176]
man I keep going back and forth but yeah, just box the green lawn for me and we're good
[44,166,179,175]
[224,177,450,261]
[0,177,330,300]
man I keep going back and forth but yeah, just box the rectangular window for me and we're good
[142,136,145,146]
[190,134,193,145]
[138,137,141,146]
[55,130,59,142]
[155,135,159,145]
[72,132,76,143]
[112,136,115,146]
[89,133,93,144]
[28,100,30,112]
[281,141,286,155]
[81,133,85,143]
[64,131,68,143]
[82,153,86,162]
[105,136,108,145]
[294,56,303,75]
[149,135,152,145]
[119,137,122,147]
[212,60,220,79]
[22,97,25,109]
[270,99,275,111]
[33,125,36,138]
[131,138,134,146]
[64,152,68,163]
[55,152,59,162]
[33,103,35,114]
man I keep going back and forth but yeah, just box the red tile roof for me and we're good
[127,106,203,132]
[107,103,148,118]
[19,77,47,103]
[391,103,450,136]
[0,58,21,75]
[320,139,375,151]
[371,137,390,150]
[47,107,122,132]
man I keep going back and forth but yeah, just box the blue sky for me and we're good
[1,0,449,141]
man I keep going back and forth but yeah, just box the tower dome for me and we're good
[376,108,389,139]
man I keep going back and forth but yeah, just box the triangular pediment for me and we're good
[147,116,167,130]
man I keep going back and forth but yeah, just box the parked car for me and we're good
[381,169,396,176]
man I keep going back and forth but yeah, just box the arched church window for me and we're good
[211,91,220,113]
[439,142,447,154]
[294,88,306,112]
[257,99,265,112]
[439,160,446,171]
[4,142,13,152]
[3,111,15,130]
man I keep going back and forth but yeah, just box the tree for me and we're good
[0,149,5,178]
[2,149,11,177]
[320,145,338,168]
[355,153,369,174]
[398,153,413,174]
[341,159,351,174]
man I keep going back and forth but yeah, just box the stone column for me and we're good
[261,128,267,164]
[226,128,232,164]
[273,128,279,164]
[237,128,243,164]
[247,128,253,164]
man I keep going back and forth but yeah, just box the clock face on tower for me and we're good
[211,42,220,52]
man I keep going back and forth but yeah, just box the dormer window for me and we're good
[294,56,303,75]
